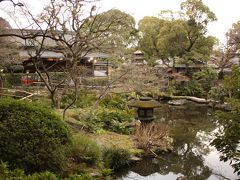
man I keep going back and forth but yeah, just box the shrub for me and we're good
[208,84,226,102]
[25,172,57,180]
[88,108,134,134]
[211,98,240,175]
[100,168,112,177]
[175,67,218,97]
[4,73,22,87]
[0,161,99,180]
[223,66,240,99]
[61,90,97,109]
[64,173,97,180]
[0,161,57,180]
[193,67,218,93]
[175,80,205,97]
[102,148,130,171]
[0,98,71,173]
[66,134,101,166]
[99,94,127,110]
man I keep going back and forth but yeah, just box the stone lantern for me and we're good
[133,50,145,64]
[128,97,161,122]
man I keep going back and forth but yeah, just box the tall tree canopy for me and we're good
[88,9,137,62]
[138,16,164,60]
[138,0,217,67]
[94,9,137,52]
[226,21,240,54]
[211,21,240,79]
[0,17,19,71]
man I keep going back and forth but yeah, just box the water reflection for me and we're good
[116,101,239,180]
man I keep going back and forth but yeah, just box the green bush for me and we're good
[61,90,97,109]
[211,99,240,175]
[102,148,130,171]
[0,161,97,180]
[66,134,101,166]
[208,84,226,102]
[175,80,205,97]
[88,108,134,134]
[64,173,97,180]
[99,94,128,110]
[0,98,71,173]
[0,161,57,180]
[4,73,22,87]
[223,66,240,99]
[98,109,133,133]
[175,67,218,97]
[70,93,134,134]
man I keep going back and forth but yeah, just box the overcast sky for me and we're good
[1,0,240,43]
[97,0,240,43]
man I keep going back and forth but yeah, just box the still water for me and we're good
[116,101,240,180]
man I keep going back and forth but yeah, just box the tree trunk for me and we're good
[50,91,61,109]
[218,70,224,79]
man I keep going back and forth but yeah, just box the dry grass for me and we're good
[134,122,170,153]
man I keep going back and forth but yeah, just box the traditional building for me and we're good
[4,29,112,76]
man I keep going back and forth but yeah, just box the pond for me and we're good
[115,101,240,180]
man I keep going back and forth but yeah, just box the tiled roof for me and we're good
[19,50,64,58]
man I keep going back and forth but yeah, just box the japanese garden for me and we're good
[0,0,239,179]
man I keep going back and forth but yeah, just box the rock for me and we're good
[176,176,188,180]
[173,96,208,103]
[130,156,142,162]
[168,99,186,106]
[214,103,231,111]
[208,101,231,111]
[89,172,100,177]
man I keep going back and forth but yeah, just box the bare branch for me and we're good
[0,0,23,7]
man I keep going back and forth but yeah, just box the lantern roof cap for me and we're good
[128,97,161,108]
[134,50,144,55]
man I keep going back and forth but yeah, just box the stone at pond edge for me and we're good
[129,156,142,162]
[208,101,231,111]
[168,99,186,106]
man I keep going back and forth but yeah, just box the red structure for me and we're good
[21,75,35,85]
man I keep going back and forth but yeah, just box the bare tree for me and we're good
[211,37,237,79]
[0,0,134,119]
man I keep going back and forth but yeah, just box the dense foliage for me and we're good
[91,108,134,134]
[72,93,134,134]
[61,90,97,109]
[211,67,240,175]
[175,67,218,97]
[0,161,57,180]
[0,18,20,71]
[223,66,240,98]
[211,99,240,175]
[0,98,71,173]
[88,94,134,134]
[93,9,138,55]
[102,148,130,171]
[138,0,216,66]
[0,161,98,180]
[66,134,101,167]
